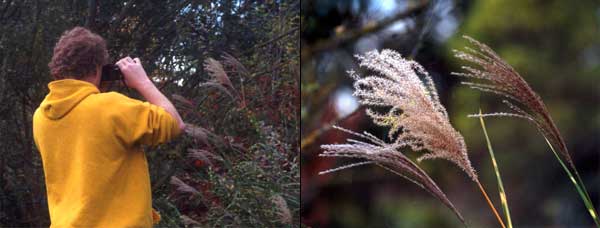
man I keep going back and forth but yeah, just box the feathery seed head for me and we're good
[350,49,477,180]
[318,49,474,223]
[453,36,573,168]
[319,127,465,223]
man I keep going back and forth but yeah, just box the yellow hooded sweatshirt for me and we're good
[32,79,181,227]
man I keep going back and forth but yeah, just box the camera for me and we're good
[101,64,122,82]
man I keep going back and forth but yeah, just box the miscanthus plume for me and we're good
[452,35,572,169]
[453,35,599,226]
[319,49,476,223]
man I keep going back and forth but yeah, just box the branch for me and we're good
[301,0,429,60]
[86,0,97,29]
[241,27,299,56]
[0,0,14,20]
[300,107,365,151]
[111,0,136,32]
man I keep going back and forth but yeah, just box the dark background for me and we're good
[301,0,599,227]
[0,0,299,227]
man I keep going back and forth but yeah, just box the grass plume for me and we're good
[453,35,599,226]
[350,50,476,180]
[320,50,509,226]
[319,126,465,224]
[204,57,234,89]
[452,36,572,169]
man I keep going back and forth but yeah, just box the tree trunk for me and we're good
[86,0,96,30]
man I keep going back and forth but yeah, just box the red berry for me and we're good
[194,159,204,167]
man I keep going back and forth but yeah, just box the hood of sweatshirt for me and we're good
[40,79,99,120]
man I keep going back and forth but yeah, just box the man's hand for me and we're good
[115,56,186,131]
[116,56,152,91]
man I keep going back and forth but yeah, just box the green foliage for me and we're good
[545,137,600,227]
[0,0,299,226]
[478,110,513,228]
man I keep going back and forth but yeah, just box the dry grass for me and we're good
[349,49,476,180]
[318,49,515,227]
[320,126,465,223]
[452,35,572,169]
[318,50,496,224]
[453,35,599,226]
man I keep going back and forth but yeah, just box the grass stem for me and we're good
[478,110,513,228]
[544,137,600,227]
[476,179,506,228]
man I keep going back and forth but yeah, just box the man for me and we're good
[33,27,185,227]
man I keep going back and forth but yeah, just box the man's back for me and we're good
[33,79,181,227]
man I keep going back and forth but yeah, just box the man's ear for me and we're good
[95,65,103,85]
[97,65,111,91]
[85,65,103,89]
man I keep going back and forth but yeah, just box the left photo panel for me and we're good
[0,1,300,227]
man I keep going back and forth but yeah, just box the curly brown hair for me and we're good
[48,27,109,80]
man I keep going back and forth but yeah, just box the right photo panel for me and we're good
[301,0,600,227]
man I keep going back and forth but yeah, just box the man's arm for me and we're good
[116,57,186,131]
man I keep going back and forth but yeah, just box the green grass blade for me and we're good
[573,166,595,214]
[544,137,600,227]
[478,109,513,228]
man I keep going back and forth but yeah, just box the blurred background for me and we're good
[0,0,299,227]
[301,0,599,227]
